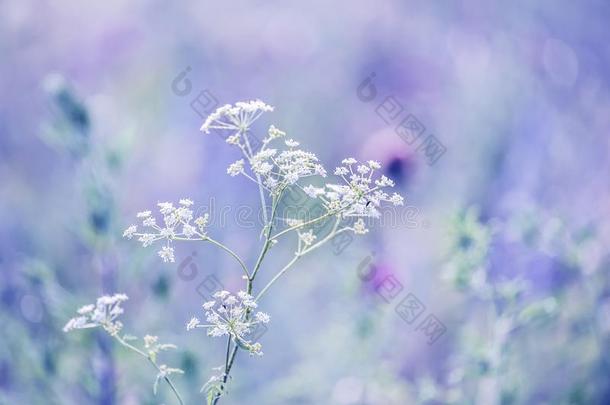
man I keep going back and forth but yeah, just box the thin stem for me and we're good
[256,218,345,302]
[212,345,239,405]
[255,254,300,302]
[211,192,284,405]
[242,130,269,225]
[207,237,250,278]
[250,192,282,281]
[173,236,249,278]
[270,211,334,240]
[113,335,184,405]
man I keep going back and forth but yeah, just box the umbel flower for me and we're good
[111,99,404,405]
[64,293,184,402]
[311,157,404,219]
[63,293,128,335]
[123,198,209,263]
[200,99,274,135]
[187,290,270,356]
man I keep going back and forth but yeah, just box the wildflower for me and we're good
[63,294,129,335]
[187,290,270,356]
[200,100,274,134]
[123,225,137,239]
[124,199,210,263]
[255,312,270,323]
[353,218,369,235]
[226,134,240,145]
[266,124,286,141]
[179,198,194,206]
[158,246,175,263]
[303,185,325,198]
[299,230,316,246]
[227,159,245,176]
[186,317,200,331]
[285,139,300,148]
[367,160,381,170]
[320,158,403,219]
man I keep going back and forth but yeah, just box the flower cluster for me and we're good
[123,199,209,263]
[249,139,327,193]
[63,293,128,335]
[200,99,274,135]
[187,290,270,356]
[223,124,327,195]
[304,158,404,223]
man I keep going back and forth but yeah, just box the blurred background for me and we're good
[1,0,610,404]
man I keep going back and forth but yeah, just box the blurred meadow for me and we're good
[2,0,610,404]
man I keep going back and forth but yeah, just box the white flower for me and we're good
[189,290,271,356]
[227,159,245,176]
[335,167,349,176]
[353,218,369,235]
[200,100,274,134]
[123,225,137,239]
[179,198,194,206]
[303,185,324,198]
[77,304,95,315]
[143,217,156,227]
[319,158,403,219]
[125,199,210,262]
[158,246,175,263]
[389,193,404,206]
[267,125,285,140]
[368,160,381,170]
[255,312,271,323]
[64,294,129,334]
[158,202,174,215]
[357,164,370,174]
[186,317,200,331]
[285,139,299,148]
[226,134,241,145]
[183,224,196,238]
[314,164,327,177]
[299,230,316,246]
[195,214,210,229]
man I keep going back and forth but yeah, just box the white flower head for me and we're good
[285,139,300,148]
[158,246,175,263]
[353,218,369,235]
[123,225,137,239]
[267,124,286,141]
[303,185,325,198]
[227,159,245,176]
[299,230,316,246]
[179,198,194,207]
[64,294,129,335]
[186,317,200,331]
[200,100,274,134]
[188,290,270,357]
[125,199,210,262]
[322,158,403,219]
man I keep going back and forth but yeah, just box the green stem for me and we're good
[211,192,284,405]
[242,130,269,225]
[255,254,301,301]
[256,218,345,302]
[173,236,250,278]
[211,345,239,405]
[206,237,250,278]
[113,335,184,405]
